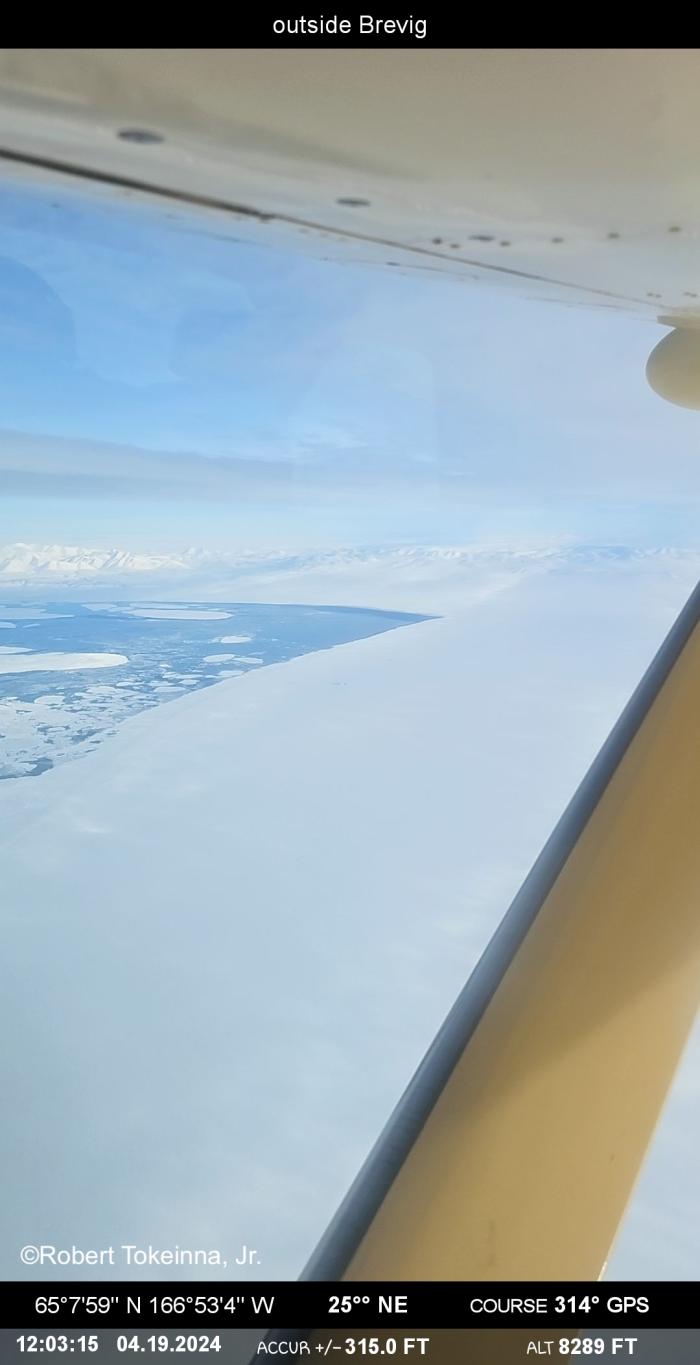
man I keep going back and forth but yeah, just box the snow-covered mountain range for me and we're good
[1,541,698,613]
[2,540,696,578]
[0,543,212,578]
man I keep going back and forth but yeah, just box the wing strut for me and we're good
[303,580,700,1281]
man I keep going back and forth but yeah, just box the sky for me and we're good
[1,172,700,553]
[1,171,699,1285]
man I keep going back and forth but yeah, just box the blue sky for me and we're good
[1,175,700,552]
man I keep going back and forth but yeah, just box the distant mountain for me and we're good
[0,543,208,578]
[0,542,317,581]
[1,541,697,613]
[2,540,693,581]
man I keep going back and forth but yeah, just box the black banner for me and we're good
[0,13,648,48]
[0,1282,697,1331]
